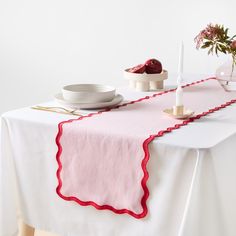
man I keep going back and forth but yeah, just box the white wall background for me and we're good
[0,0,236,114]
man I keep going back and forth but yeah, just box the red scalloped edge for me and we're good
[55,77,236,219]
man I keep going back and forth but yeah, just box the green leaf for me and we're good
[201,44,210,49]
[204,41,212,47]
[208,47,214,55]
[225,28,229,35]
[231,34,236,39]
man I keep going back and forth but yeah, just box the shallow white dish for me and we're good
[62,84,116,103]
[54,93,123,110]
[123,69,168,91]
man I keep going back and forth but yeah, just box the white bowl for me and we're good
[62,84,116,103]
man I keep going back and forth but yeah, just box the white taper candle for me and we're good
[177,41,184,84]
[176,85,183,106]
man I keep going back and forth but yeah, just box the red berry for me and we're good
[145,59,162,74]
[128,64,146,73]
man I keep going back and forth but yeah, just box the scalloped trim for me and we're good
[55,78,236,219]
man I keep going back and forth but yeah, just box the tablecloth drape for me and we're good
[1,80,236,236]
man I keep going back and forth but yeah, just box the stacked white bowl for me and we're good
[62,84,116,104]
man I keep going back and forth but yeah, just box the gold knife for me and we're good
[31,106,82,116]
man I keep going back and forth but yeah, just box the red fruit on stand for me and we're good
[145,59,162,74]
[128,64,146,73]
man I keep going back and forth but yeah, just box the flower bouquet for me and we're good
[195,23,236,90]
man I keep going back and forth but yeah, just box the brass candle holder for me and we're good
[173,105,184,116]
[163,105,194,120]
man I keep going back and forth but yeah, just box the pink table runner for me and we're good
[56,78,236,219]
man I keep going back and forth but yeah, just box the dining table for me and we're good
[1,75,236,236]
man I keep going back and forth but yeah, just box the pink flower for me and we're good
[231,40,236,49]
[194,24,222,49]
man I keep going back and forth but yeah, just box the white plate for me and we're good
[54,93,123,110]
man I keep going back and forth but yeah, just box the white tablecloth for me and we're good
[1,85,236,236]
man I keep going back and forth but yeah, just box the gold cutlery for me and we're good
[31,106,83,116]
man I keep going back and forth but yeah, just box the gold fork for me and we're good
[31,106,83,116]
